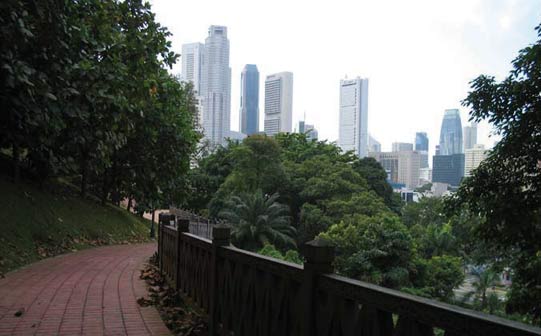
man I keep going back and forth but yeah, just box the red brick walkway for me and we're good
[0,243,170,336]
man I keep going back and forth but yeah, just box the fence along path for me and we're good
[158,213,541,336]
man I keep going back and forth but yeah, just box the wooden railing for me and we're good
[169,207,216,239]
[157,214,541,336]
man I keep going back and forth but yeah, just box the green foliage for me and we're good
[402,197,447,228]
[352,157,401,213]
[257,244,302,265]
[321,212,413,289]
[0,0,200,210]
[451,23,541,322]
[410,255,465,301]
[219,190,296,251]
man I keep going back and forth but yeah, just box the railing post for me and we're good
[158,213,165,273]
[176,219,189,290]
[208,224,231,336]
[301,238,335,336]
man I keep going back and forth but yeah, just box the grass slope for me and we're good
[0,176,151,275]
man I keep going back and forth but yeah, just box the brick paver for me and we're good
[0,244,170,336]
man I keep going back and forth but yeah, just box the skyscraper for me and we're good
[463,122,478,150]
[264,72,293,136]
[240,64,259,135]
[181,43,205,95]
[201,25,231,147]
[338,77,369,158]
[465,144,488,177]
[439,109,463,155]
[433,109,465,186]
[415,132,429,168]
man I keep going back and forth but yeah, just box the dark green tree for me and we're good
[451,23,541,324]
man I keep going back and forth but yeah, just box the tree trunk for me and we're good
[101,170,109,205]
[127,198,133,212]
[81,154,88,198]
[13,143,20,183]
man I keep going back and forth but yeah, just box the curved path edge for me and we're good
[0,243,170,336]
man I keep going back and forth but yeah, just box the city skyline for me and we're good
[150,0,539,157]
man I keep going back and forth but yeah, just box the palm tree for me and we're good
[219,190,296,251]
[472,268,500,310]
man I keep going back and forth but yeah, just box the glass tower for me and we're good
[438,109,463,155]
[240,64,259,135]
[415,132,429,168]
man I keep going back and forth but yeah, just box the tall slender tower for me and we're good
[201,25,231,147]
[463,122,478,150]
[264,72,293,136]
[240,64,260,135]
[415,132,429,168]
[181,43,205,95]
[338,77,369,158]
[438,109,463,155]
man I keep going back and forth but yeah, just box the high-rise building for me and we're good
[432,154,464,186]
[240,64,259,135]
[368,134,381,153]
[432,109,465,186]
[465,144,488,177]
[439,109,463,155]
[370,151,420,189]
[338,77,369,158]
[392,142,414,152]
[463,122,478,150]
[298,121,318,140]
[181,43,205,94]
[415,132,429,168]
[264,72,293,136]
[201,25,231,147]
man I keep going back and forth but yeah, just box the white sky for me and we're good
[150,0,540,157]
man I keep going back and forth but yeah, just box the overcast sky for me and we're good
[150,0,540,156]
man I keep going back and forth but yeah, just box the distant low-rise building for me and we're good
[370,151,420,189]
[419,167,432,185]
[392,142,414,152]
[298,121,318,140]
[368,134,381,153]
[228,131,246,142]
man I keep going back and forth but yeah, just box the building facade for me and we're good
[464,144,488,177]
[370,151,420,189]
[240,64,259,135]
[338,77,369,158]
[264,72,293,136]
[415,132,429,168]
[368,134,381,153]
[298,121,318,140]
[432,154,465,186]
[439,109,463,155]
[463,123,478,150]
[181,43,205,95]
[201,25,231,147]
[392,142,414,152]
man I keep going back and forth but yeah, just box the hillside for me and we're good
[0,176,151,275]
